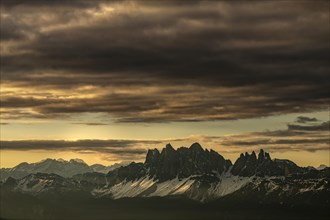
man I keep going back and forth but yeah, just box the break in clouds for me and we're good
[1,1,329,122]
[2,117,329,161]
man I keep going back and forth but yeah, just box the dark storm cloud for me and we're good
[1,96,62,108]
[223,138,329,147]
[71,122,109,126]
[1,1,329,122]
[0,138,185,160]
[1,15,27,41]
[288,121,330,131]
[0,139,161,150]
[296,116,318,124]
[0,139,161,160]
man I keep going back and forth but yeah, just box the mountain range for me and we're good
[1,143,329,205]
[0,158,130,180]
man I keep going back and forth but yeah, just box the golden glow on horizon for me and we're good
[1,149,329,169]
[0,150,126,168]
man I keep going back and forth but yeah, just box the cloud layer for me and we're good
[2,117,328,161]
[1,1,329,122]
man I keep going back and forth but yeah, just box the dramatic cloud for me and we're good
[1,1,329,122]
[0,139,161,161]
[2,118,328,160]
[218,118,330,153]
[0,136,186,161]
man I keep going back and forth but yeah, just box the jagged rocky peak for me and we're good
[160,143,178,161]
[231,151,257,176]
[166,143,174,149]
[251,151,257,160]
[163,143,176,154]
[258,149,265,162]
[145,148,160,165]
[231,149,302,177]
[257,149,271,161]
[232,149,271,176]
[143,143,231,181]
[189,142,204,152]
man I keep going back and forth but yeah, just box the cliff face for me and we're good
[145,143,231,181]
[231,149,302,177]
[131,144,303,181]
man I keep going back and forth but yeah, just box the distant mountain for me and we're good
[317,164,328,170]
[1,143,329,205]
[0,159,130,181]
[90,161,131,174]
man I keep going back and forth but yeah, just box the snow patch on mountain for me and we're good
[93,174,252,201]
[15,174,57,194]
[92,176,196,199]
[212,175,254,197]
[106,177,155,199]
[149,177,195,197]
[317,164,328,170]
[70,158,86,164]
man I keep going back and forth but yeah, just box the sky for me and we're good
[0,0,329,168]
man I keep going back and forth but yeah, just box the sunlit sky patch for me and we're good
[0,0,329,168]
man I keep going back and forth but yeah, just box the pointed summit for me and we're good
[258,149,265,162]
[231,149,289,177]
[145,148,160,165]
[165,143,175,151]
[189,142,204,152]
[265,152,271,160]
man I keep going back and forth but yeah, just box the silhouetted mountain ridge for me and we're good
[145,143,232,181]
[1,143,329,205]
[231,149,303,177]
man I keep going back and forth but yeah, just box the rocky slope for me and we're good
[1,143,329,205]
